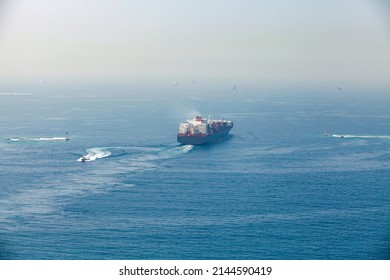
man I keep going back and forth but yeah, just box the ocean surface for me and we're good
[0,86,389,259]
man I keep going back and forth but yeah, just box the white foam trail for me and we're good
[157,145,194,159]
[331,134,390,139]
[9,137,69,142]
[0,145,195,224]
[179,144,194,153]
[37,137,69,141]
[0,92,32,96]
[78,147,112,162]
[127,145,194,165]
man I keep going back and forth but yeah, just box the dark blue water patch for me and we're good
[0,238,11,260]
[5,167,386,260]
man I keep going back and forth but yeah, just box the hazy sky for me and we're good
[0,0,389,87]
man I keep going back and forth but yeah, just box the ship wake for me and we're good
[77,145,193,163]
[158,145,194,159]
[9,137,69,142]
[331,134,390,139]
[1,145,195,223]
[77,147,112,162]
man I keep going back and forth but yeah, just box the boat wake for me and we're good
[9,137,69,142]
[180,144,194,153]
[77,145,193,163]
[0,92,32,96]
[77,148,112,162]
[158,144,194,159]
[331,134,390,139]
[0,144,195,224]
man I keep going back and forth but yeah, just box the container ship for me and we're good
[177,116,233,145]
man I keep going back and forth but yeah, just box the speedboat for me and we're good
[78,155,91,162]
[77,154,97,162]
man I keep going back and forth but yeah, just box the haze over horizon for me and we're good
[0,0,389,90]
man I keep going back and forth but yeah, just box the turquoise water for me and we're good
[0,87,389,259]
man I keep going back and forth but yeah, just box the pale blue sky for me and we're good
[0,0,389,88]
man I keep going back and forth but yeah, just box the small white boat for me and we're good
[78,156,87,162]
[77,155,95,162]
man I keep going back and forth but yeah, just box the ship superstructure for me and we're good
[177,116,233,145]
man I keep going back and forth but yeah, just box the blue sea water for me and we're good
[0,86,389,259]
